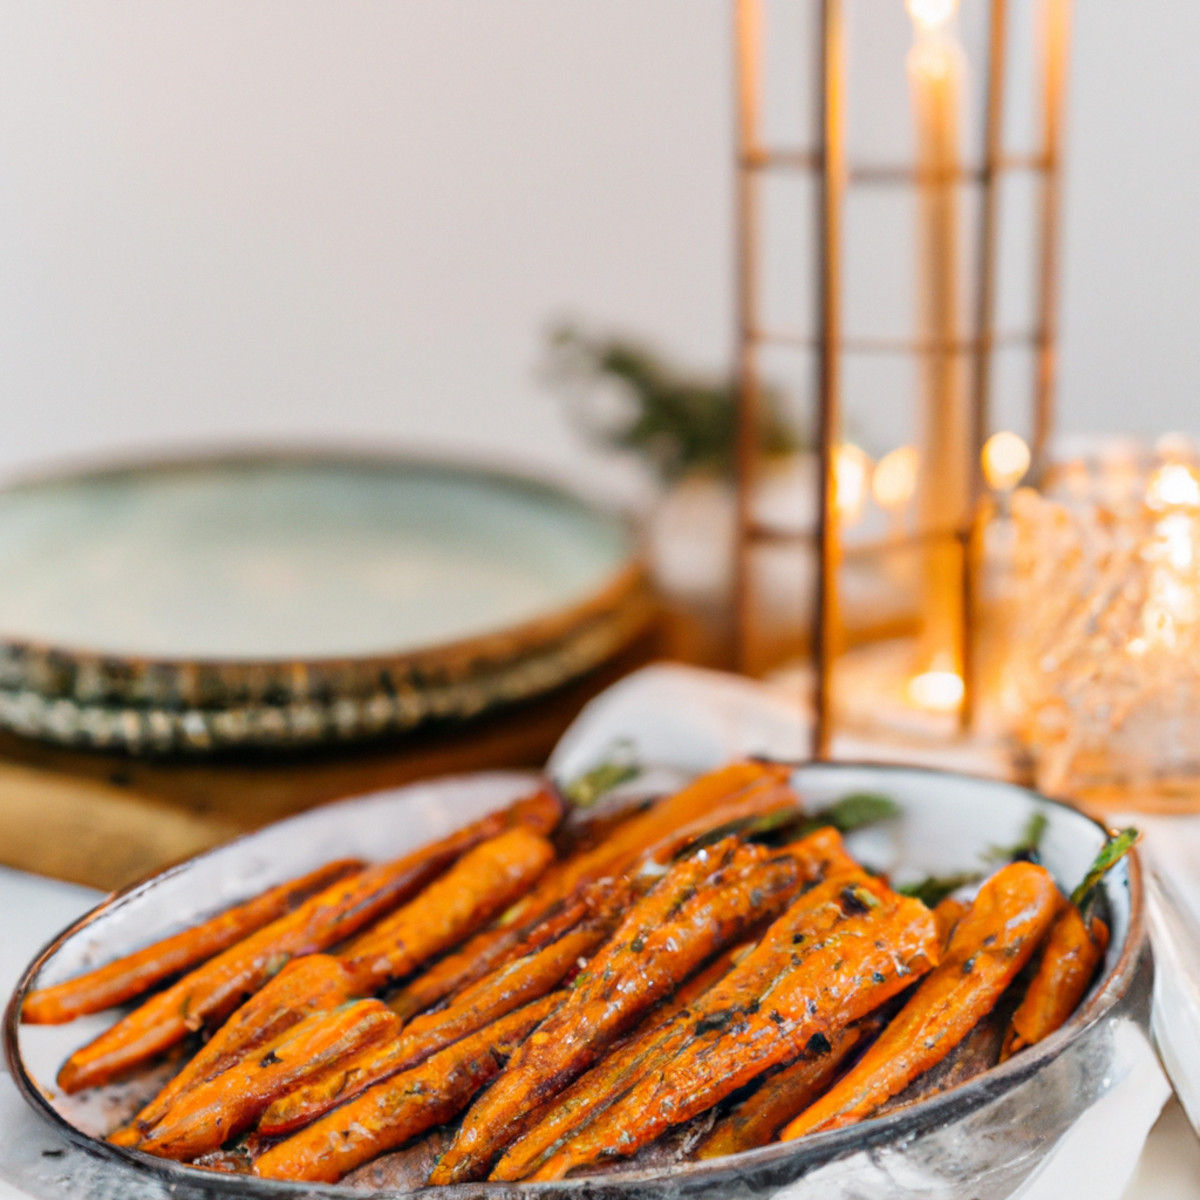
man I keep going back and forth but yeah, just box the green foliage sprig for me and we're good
[546,325,800,484]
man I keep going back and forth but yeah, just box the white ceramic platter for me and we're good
[4,762,1151,1200]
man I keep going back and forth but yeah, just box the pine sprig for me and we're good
[546,325,800,483]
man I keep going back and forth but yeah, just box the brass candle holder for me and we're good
[730,0,1072,756]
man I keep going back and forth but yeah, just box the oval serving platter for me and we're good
[0,450,652,754]
[4,763,1152,1200]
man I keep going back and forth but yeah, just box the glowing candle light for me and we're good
[982,431,1031,493]
[873,444,920,515]
[908,0,967,713]
[1146,462,1200,511]
[908,664,966,714]
[834,443,873,524]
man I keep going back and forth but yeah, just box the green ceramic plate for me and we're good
[0,451,650,754]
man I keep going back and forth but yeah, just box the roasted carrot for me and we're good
[1000,902,1109,1061]
[384,895,580,1023]
[492,762,795,940]
[932,894,969,950]
[480,828,852,1175]
[485,845,864,1183]
[695,1015,882,1159]
[999,829,1135,1061]
[568,761,792,878]
[114,826,555,1140]
[137,999,399,1159]
[254,995,563,1184]
[639,782,798,864]
[383,764,796,1021]
[258,910,621,1137]
[482,834,858,1182]
[59,789,561,1093]
[875,993,1013,1116]
[491,947,744,1183]
[433,838,803,1183]
[337,826,555,990]
[505,764,796,941]
[780,861,1060,1140]
[59,865,420,1094]
[23,860,363,1026]
[110,953,358,1146]
[527,878,938,1180]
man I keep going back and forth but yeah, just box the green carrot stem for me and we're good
[1071,828,1138,915]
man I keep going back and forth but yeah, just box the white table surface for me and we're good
[1,864,1197,1200]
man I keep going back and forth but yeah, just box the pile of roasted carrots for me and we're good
[21,761,1133,1185]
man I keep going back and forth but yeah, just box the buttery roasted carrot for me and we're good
[337,826,555,990]
[116,825,556,1141]
[695,1015,881,1158]
[483,841,861,1183]
[491,946,744,1182]
[111,953,358,1147]
[527,879,937,1179]
[780,861,1060,1140]
[998,828,1133,1063]
[932,894,969,951]
[59,790,561,1093]
[875,996,1012,1116]
[23,860,363,1026]
[568,761,791,877]
[433,838,802,1183]
[385,896,582,1023]
[638,781,799,864]
[258,911,621,1137]
[1001,902,1109,1061]
[138,999,398,1159]
[59,865,421,1094]
[384,764,796,1021]
[485,833,858,1181]
[492,835,859,1180]
[487,762,794,941]
[505,764,795,937]
[254,995,563,1184]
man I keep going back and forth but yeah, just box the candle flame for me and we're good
[834,444,872,524]
[982,431,1031,493]
[908,669,964,713]
[1158,512,1195,571]
[1130,463,1200,656]
[1146,462,1200,511]
[907,0,958,32]
[872,445,920,511]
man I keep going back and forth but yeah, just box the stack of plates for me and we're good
[0,451,651,754]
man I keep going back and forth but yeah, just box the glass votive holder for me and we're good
[1001,438,1200,811]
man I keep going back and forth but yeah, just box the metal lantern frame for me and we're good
[730,0,1071,756]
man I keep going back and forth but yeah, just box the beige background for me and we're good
[0,1,1194,487]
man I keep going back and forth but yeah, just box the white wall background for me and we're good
[0,1,1194,489]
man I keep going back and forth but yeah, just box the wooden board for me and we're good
[0,620,702,891]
